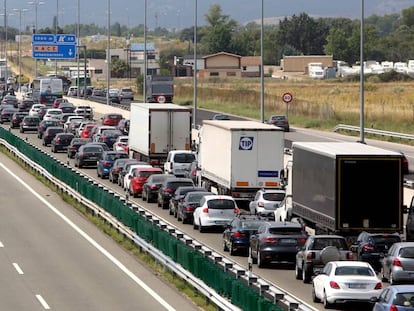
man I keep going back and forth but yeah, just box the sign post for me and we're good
[32,34,77,60]
[282,92,293,118]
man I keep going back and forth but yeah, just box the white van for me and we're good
[164,150,196,177]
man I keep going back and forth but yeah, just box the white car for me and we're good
[163,150,196,177]
[274,194,293,222]
[113,135,129,152]
[123,164,153,192]
[312,261,382,309]
[28,103,45,117]
[43,108,63,121]
[193,195,239,233]
[249,188,286,218]
[64,115,84,132]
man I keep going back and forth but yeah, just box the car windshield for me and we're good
[334,266,374,276]
[371,235,401,245]
[207,199,235,209]
[187,192,211,202]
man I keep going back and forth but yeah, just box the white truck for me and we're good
[128,103,192,166]
[198,120,285,209]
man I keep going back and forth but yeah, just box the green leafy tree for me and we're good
[202,4,238,54]
[402,6,414,28]
[111,58,129,78]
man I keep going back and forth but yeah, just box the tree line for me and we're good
[2,4,414,67]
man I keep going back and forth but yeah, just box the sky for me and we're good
[5,0,413,31]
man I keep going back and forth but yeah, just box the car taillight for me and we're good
[297,238,306,244]
[102,135,107,141]
[234,208,240,214]
[257,201,264,207]
[346,252,353,260]
[102,161,111,166]
[390,305,398,311]
[164,188,173,193]
[329,281,340,289]
[306,252,315,260]
[374,282,382,290]
[362,244,374,251]
[185,205,194,211]
[55,138,60,143]
[149,185,157,190]
[113,168,121,173]
[191,169,197,176]
[233,231,247,238]
[261,237,277,243]
[202,207,209,213]
[392,258,403,267]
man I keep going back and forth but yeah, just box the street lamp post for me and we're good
[260,0,264,123]
[359,0,365,144]
[13,8,27,91]
[28,0,45,78]
[143,0,147,102]
[106,0,110,105]
[76,0,80,98]
[193,0,197,129]
[54,0,59,76]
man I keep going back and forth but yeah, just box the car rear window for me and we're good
[263,193,285,201]
[168,181,194,190]
[269,227,303,235]
[187,192,211,202]
[207,199,235,209]
[241,221,263,230]
[400,247,414,258]
[313,238,349,250]
[371,235,401,245]
[334,266,374,276]
[174,153,196,163]
[139,170,162,178]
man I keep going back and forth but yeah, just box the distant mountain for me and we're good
[9,0,413,30]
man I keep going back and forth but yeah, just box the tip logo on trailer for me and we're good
[239,137,254,150]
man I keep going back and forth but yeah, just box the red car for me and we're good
[101,113,123,126]
[129,167,163,198]
[80,123,96,138]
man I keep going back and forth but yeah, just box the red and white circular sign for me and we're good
[156,95,166,103]
[282,92,293,104]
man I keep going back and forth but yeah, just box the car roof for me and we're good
[263,221,303,228]
[391,242,414,248]
[386,285,414,292]
[331,261,372,267]
[201,194,234,201]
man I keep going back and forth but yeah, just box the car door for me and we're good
[313,262,332,299]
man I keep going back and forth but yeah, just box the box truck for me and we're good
[128,103,192,166]
[281,142,405,239]
[198,120,285,209]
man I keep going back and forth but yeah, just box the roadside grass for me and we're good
[0,146,215,311]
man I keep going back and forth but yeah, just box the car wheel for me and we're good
[380,267,388,282]
[295,263,302,280]
[248,247,257,264]
[142,190,147,201]
[302,265,312,283]
[229,242,236,256]
[193,219,198,230]
[323,290,332,309]
[311,284,320,303]
[223,240,229,252]
[199,220,205,233]
[257,250,265,268]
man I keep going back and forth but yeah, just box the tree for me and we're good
[402,6,414,28]
[111,58,129,78]
[202,4,238,54]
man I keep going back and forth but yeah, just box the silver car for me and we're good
[381,242,414,285]
[249,189,286,218]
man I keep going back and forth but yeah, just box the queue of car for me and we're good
[4,96,414,311]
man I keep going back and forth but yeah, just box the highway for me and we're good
[4,95,414,311]
[0,152,201,311]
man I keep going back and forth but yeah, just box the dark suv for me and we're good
[351,231,402,271]
[20,116,40,133]
[42,126,64,146]
[295,235,353,283]
[168,186,206,218]
[157,178,194,209]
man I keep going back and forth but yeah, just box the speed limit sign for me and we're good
[282,92,293,103]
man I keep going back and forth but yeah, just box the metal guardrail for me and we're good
[333,124,414,140]
[1,138,317,311]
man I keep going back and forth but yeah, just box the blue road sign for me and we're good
[32,34,77,60]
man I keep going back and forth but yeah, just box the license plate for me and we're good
[280,238,296,244]
[348,283,366,289]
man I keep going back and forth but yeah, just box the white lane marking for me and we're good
[0,162,176,311]
[13,262,24,274]
[0,241,4,247]
[35,295,50,310]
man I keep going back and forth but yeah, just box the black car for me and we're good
[168,186,206,218]
[351,231,402,271]
[109,158,136,184]
[20,116,41,133]
[17,99,34,112]
[97,129,123,148]
[42,126,65,146]
[142,174,173,203]
[0,107,18,123]
[223,214,264,255]
[37,119,61,139]
[10,111,28,128]
[51,133,75,153]
[249,221,308,268]
[157,178,195,209]
[177,190,214,224]
[74,143,105,168]
[67,137,91,158]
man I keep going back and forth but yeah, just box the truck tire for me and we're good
[320,246,341,264]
